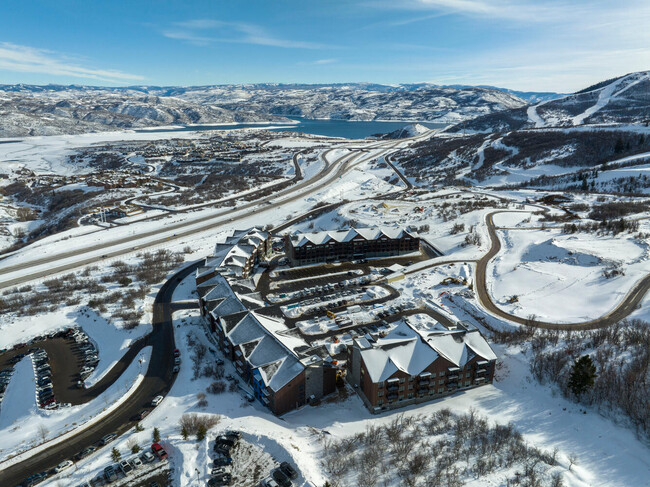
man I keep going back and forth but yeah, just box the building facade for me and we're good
[348,320,496,413]
[285,227,420,266]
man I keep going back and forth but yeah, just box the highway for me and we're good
[0,134,432,290]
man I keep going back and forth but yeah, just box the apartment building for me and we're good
[348,318,496,413]
[285,227,420,266]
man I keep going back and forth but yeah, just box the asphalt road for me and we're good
[0,261,200,487]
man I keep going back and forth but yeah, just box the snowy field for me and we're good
[488,229,650,323]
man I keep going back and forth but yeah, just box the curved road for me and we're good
[473,211,650,331]
[0,261,200,486]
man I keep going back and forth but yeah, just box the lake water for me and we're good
[137,118,448,139]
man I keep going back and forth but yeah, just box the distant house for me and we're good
[285,227,420,266]
[348,318,496,413]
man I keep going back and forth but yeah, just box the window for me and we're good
[407,393,414,399]
[378,399,383,406]
[399,386,404,392]
[439,379,444,385]
[431,372,437,378]
[465,381,471,387]
[466,372,471,378]
[378,390,383,397]
[440,370,445,376]
[378,382,384,388]
[409,376,414,382]
[408,384,414,390]
[399,378,405,383]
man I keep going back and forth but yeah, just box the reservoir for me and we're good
[137,118,448,139]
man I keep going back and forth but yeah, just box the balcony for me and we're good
[387,393,398,401]
[447,374,459,381]
[474,377,487,384]
[476,368,487,375]
[447,382,458,389]
[417,387,429,394]
[387,384,399,392]
[418,378,430,386]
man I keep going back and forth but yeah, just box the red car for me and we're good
[173,349,180,357]
[151,442,168,460]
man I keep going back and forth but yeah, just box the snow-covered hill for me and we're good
[164,83,526,123]
[0,88,280,137]
[452,71,650,133]
[0,83,527,137]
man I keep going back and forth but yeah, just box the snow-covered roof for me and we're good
[226,311,308,392]
[357,318,496,383]
[290,226,417,248]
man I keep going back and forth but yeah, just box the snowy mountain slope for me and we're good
[451,71,650,133]
[165,83,526,123]
[0,83,527,138]
[0,88,281,137]
[396,126,650,191]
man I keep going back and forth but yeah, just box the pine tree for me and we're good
[182,426,189,440]
[568,355,597,399]
[153,427,161,443]
[111,447,121,462]
[197,425,207,441]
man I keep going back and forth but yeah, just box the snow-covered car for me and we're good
[151,395,163,407]
[131,456,143,468]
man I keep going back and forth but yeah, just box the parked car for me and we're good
[272,468,292,487]
[100,433,117,445]
[173,348,180,357]
[208,473,232,486]
[104,465,118,482]
[279,462,298,480]
[131,456,143,468]
[151,395,163,407]
[119,459,133,475]
[262,479,280,487]
[54,460,73,473]
[151,442,168,460]
[140,451,155,463]
[213,457,232,467]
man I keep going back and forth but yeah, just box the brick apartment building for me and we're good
[348,319,496,413]
[285,227,420,266]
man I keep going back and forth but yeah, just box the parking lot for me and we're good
[0,328,100,410]
[208,431,299,487]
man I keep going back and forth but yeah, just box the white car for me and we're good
[131,456,143,468]
[54,459,73,472]
[151,395,163,407]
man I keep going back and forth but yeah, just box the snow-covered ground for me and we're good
[0,346,151,466]
[488,229,650,323]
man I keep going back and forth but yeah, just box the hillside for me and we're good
[450,71,650,133]
[0,83,527,138]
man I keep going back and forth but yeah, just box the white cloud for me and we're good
[164,19,333,49]
[0,42,144,82]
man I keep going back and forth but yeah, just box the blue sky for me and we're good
[1,0,649,92]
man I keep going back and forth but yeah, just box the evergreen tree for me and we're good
[182,426,189,440]
[568,355,597,398]
[153,427,161,443]
[111,447,121,462]
[197,425,207,441]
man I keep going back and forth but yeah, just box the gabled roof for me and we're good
[290,226,417,248]
[357,318,496,383]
